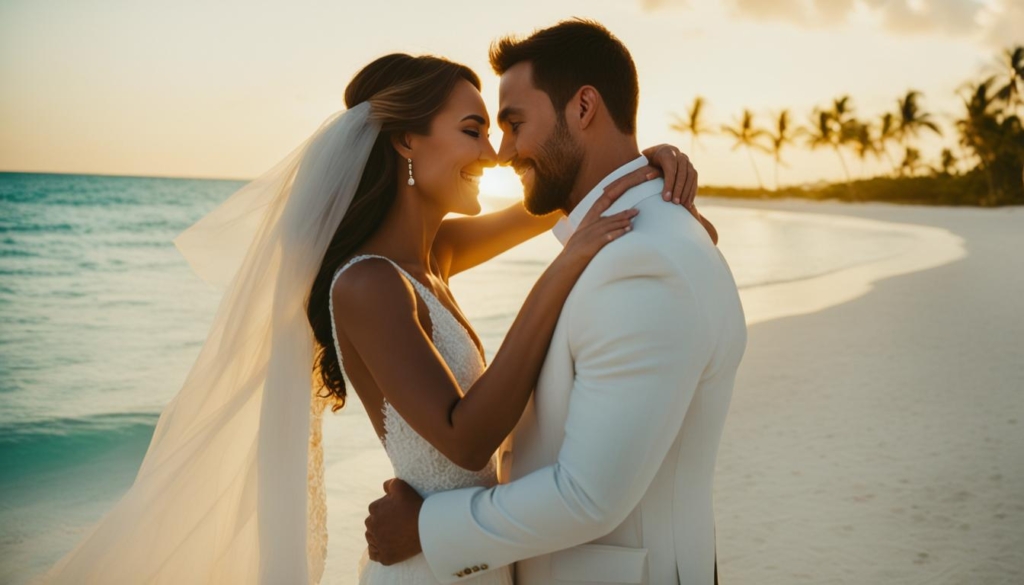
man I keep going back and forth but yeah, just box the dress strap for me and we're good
[327,254,441,375]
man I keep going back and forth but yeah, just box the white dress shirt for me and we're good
[551,154,650,246]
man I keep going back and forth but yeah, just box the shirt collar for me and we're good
[551,154,650,246]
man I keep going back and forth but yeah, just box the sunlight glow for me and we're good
[479,165,524,202]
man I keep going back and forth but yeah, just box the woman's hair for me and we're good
[306,54,480,412]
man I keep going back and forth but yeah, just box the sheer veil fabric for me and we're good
[38,102,381,584]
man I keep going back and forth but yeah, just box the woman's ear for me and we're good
[390,132,414,159]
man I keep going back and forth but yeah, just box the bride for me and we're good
[37,53,711,584]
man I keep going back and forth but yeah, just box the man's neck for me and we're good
[564,137,641,215]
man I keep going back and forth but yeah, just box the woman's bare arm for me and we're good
[334,202,638,471]
[433,203,559,278]
[433,146,698,279]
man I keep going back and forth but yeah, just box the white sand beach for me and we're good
[13,189,1011,585]
[314,198,1023,584]
[710,198,1024,584]
[5,194,1017,585]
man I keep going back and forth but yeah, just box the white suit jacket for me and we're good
[419,156,748,584]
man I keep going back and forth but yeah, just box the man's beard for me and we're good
[517,116,584,216]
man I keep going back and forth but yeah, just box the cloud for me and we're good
[871,0,986,36]
[730,0,809,23]
[723,0,859,25]
[813,0,859,25]
[640,0,1006,44]
[985,0,1024,47]
[638,0,689,10]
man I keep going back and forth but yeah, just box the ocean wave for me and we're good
[0,222,76,234]
[0,411,158,482]
[0,245,39,258]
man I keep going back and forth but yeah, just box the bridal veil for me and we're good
[38,102,380,584]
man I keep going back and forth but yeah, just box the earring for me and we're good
[407,158,415,186]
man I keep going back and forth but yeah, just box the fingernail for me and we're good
[646,172,657,180]
[625,226,631,232]
[663,191,671,200]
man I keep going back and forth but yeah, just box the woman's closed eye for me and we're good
[463,125,490,139]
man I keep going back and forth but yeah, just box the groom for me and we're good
[365,19,746,584]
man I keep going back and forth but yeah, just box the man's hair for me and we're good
[489,18,639,135]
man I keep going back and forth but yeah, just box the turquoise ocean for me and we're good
[0,172,915,583]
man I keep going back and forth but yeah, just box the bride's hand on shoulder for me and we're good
[603,144,720,245]
[603,144,698,207]
[556,191,640,269]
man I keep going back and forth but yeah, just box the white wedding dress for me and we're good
[329,254,514,585]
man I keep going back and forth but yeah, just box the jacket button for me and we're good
[472,566,480,572]
[481,564,489,570]
[464,567,472,575]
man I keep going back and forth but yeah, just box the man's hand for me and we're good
[365,479,424,566]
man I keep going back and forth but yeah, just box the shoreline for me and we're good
[9,197,1021,584]
[706,201,968,325]
[317,198,1007,583]
[707,197,1023,583]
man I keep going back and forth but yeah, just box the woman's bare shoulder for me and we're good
[330,258,419,325]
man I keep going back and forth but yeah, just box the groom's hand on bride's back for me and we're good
[365,478,423,566]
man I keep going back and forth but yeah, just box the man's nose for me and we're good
[496,133,515,167]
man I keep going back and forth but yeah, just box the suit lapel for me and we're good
[506,179,666,483]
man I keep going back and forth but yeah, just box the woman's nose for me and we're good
[480,139,498,168]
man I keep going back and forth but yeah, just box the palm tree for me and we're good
[957,77,1000,171]
[895,90,943,162]
[806,106,853,185]
[721,109,769,190]
[994,45,1024,111]
[877,112,900,174]
[957,76,1024,202]
[850,121,879,178]
[765,109,801,190]
[935,148,958,176]
[829,96,859,183]
[670,96,714,154]
[830,96,856,131]
[900,147,923,177]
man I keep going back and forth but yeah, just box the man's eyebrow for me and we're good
[497,107,522,125]
[461,114,487,125]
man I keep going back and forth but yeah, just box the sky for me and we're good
[1,0,1020,193]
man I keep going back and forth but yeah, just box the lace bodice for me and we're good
[328,254,498,496]
[306,254,510,584]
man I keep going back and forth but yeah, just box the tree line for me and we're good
[677,46,1024,206]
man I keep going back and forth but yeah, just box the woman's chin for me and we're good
[458,199,482,216]
[452,187,482,216]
